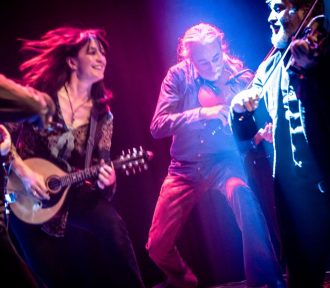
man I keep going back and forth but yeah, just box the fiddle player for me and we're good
[146,22,285,288]
[230,0,330,287]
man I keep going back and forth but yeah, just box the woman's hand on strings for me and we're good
[97,159,116,189]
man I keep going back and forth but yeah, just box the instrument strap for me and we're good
[85,106,98,169]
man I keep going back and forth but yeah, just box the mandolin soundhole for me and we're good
[46,176,62,193]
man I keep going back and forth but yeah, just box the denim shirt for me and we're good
[151,60,248,164]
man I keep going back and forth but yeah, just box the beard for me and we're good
[199,65,223,82]
[271,9,302,49]
[271,30,290,49]
[203,71,221,81]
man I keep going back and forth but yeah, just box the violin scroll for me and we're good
[288,14,328,73]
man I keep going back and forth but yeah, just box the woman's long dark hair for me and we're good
[19,26,112,102]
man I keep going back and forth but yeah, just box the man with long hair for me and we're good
[147,23,285,288]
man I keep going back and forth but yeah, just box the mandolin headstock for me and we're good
[113,146,154,176]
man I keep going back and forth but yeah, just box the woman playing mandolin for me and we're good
[5,27,145,287]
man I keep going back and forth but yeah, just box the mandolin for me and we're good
[6,147,153,225]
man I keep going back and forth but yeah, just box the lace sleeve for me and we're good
[96,111,113,162]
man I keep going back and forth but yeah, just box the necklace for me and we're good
[64,85,91,125]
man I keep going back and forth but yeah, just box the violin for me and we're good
[287,14,328,73]
[197,69,254,136]
[198,79,228,107]
[252,0,327,93]
[198,69,253,107]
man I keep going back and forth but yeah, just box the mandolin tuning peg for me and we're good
[144,164,148,170]
[125,170,130,176]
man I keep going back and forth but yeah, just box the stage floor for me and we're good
[210,272,330,288]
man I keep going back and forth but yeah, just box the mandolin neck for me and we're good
[60,164,101,187]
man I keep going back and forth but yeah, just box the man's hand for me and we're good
[199,104,230,126]
[0,74,55,127]
[0,125,11,156]
[290,38,319,71]
[254,123,273,146]
[24,86,56,128]
[231,89,259,113]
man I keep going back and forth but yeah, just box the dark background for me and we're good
[0,1,273,287]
